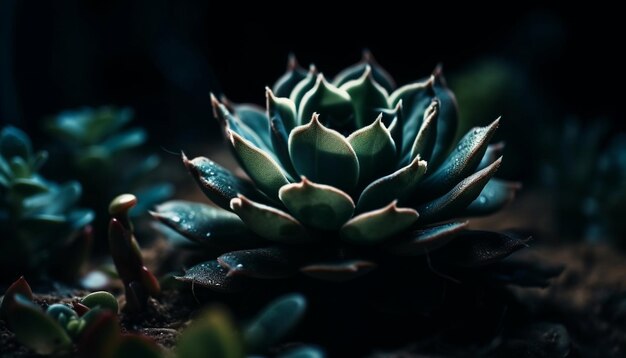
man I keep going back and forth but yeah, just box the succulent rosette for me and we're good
[153,52,537,292]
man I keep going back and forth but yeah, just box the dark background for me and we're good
[0,1,623,147]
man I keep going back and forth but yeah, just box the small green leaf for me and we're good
[112,335,163,358]
[267,87,297,131]
[244,294,307,353]
[183,154,264,211]
[387,221,469,256]
[176,307,244,358]
[8,294,72,355]
[409,99,439,163]
[417,118,500,198]
[81,291,119,313]
[273,54,309,98]
[464,179,521,216]
[357,156,427,213]
[417,157,502,223]
[217,246,306,279]
[300,260,376,281]
[347,114,396,185]
[290,65,318,109]
[340,201,419,245]
[288,114,359,192]
[101,128,146,153]
[151,200,252,247]
[46,304,78,326]
[278,177,355,230]
[333,49,396,93]
[298,74,355,129]
[229,130,290,199]
[176,260,246,293]
[230,195,311,243]
[340,65,390,128]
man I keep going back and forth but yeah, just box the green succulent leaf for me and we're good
[113,335,163,358]
[385,101,404,157]
[176,260,246,293]
[0,276,33,320]
[477,142,505,171]
[387,221,469,256]
[183,154,265,211]
[228,130,290,199]
[211,95,270,152]
[230,195,311,243]
[100,128,147,153]
[298,74,355,128]
[347,115,396,186]
[417,118,500,198]
[46,304,78,327]
[409,99,439,164]
[290,65,318,109]
[417,157,502,223]
[269,116,299,179]
[11,178,49,196]
[217,246,307,279]
[81,291,119,313]
[0,126,32,161]
[340,66,390,128]
[288,114,359,192]
[434,230,529,267]
[340,201,419,245]
[233,104,272,148]
[7,294,72,355]
[278,177,355,230]
[429,66,460,168]
[464,179,521,216]
[357,155,427,213]
[176,307,244,358]
[300,259,377,281]
[273,54,309,98]
[244,293,306,353]
[152,200,253,247]
[333,49,396,93]
[267,87,297,132]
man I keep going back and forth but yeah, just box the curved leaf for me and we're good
[176,260,246,292]
[333,49,396,93]
[340,65,390,128]
[234,104,272,147]
[347,115,396,186]
[464,179,521,216]
[217,246,306,279]
[429,65,460,168]
[300,259,376,281]
[477,141,505,171]
[267,87,297,132]
[434,230,529,267]
[298,74,355,129]
[230,195,311,243]
[357,155,427,213]
[385,101,404,157]
[341,201,419,245]
[409,99,439,163]
[278,177,354,230]
[0,126,32,161]
[211,95,270,152]
[387,221,469,256]
[290,65,318,110]
[273,54,309,98]
[288,114,359,192]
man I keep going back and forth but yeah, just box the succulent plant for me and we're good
[1,277,321,357]
[153,52,544,292]
[540,118,626,246]
[0,126,94,280]
[44,106,173,220]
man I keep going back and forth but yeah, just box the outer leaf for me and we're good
[7,294,72,355]
[228,130,290,199]
[273,54,309,98]
[288,114,359,192]
[477,141,505,171]
[151,200,252,247]
[347,115,396,186]
[417,157,502,223]
[244,293,307,353]
[279,177,354,230]
[340,66,390,128]
[298,74,355,129]
[463,179,521,216]
[417,118,500,198]
[300,259,376,281]
[290,65,318,109]
[340,201,419,245]
[183,154,262,211]
[176,260,246,293]
[333,49,396,93]
[387,221,469,256]
[176,307,244,358]
[233,104,272,149]
[357,155,427,213]
[230,195,311,243]
[211,95,269,152]
[217,246,306,279]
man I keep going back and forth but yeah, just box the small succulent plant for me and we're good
[540,119,626,246]
[44,106,173,219]
[0,126,94,280]
[1,277,320,357]
[153,52,540,291]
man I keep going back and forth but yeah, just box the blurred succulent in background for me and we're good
[1,277,321,357]
[151,52,558,293]
[0,126,94,281]
[44,106,173,242]
[540,118,626,247]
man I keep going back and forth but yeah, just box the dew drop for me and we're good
[478,195,487,204]
[171,216,181,223]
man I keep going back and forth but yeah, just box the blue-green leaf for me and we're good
[290,65,318,109]
[0,126,32,161]
[217,246,306,279]
[340,65,390,128]
[347,115,396,186]
[428,65,460,168]
[267,87,297,132]
[176,260,246,293]
[273,54,309,98]
[298,74,355,129]
[387,221,469,256]
[409,99,439,163]
[333,49,396,93]
[340,201,419,245]
[463,179,521,216]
